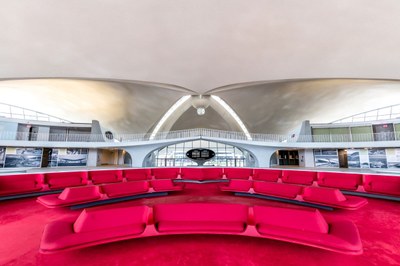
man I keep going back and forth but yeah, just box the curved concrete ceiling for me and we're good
[210,79,400,134]
[0,79,191,133]
[2,1,400,92]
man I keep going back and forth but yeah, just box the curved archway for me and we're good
[143,139,256,167]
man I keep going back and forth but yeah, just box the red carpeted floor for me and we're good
[1,183,399,266]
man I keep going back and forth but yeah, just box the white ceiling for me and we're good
[2,1,400,92]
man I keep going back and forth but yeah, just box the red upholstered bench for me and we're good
[37,186,103,208]
[223,168,253,180]
[302,187,367,210]
[40,203,362,255]
[318,172,363,190]
[100,181,149,198]
[363,174,400,196]
[180,168,223,180]
[281,170,317,185]
[150,179,183,192]
[253,169,281,182]
[40,205,150,253]
[0,173,44,196]
[123,169,151,181]
[153,203,248,232]
[152,168,181,179]
[44,172,88,189]
[253,181,303,199]
[89,170,123,185]
[220,179,252,192]
[253,205,362,255]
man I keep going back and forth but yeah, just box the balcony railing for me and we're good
[0,128,400,144]
[0,102,70,123]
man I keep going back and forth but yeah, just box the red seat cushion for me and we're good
[318,172,362,190]
[253,181,303,199]
[282,170,317,185]
[363,174,400,196]
[253,169,281,182]
[100,181,149,198]
[254,206,329,234]
[220,179,252,192]
[153,203,248,232]
[224,168,252,180]
[150,179,183,192]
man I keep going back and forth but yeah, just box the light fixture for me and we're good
[149,95,191,140]
[197,107,206,116]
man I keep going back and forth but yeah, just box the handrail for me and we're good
[331,103,400,124]
[0,128,399,143]
[0,102,71,123]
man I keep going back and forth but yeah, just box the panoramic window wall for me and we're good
[144,140,255,167]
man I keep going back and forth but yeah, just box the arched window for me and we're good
[144,140,255,167]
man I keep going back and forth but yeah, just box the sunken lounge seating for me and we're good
[0,168,399,201]
[281,170,317,185]
[150,179,183,192]
[252,169,281,182]
[152,168,181,179]
[223,180,367,210]
[88,170,123,185]
[44,171,88,189]
[180,168,224,181]
[39,203,363,255]
[363,174,400,196]
[301,187,367,210]
[223,168,253,180]
[122,168,151,181]
[318,172,363,190]
[37,180,174,208]
[0,173,44,196]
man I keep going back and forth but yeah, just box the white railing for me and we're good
[0,128,400,143]
[0,102,70,123]
[331,104,400,124]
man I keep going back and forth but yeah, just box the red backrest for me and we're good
[153,203,248,222]
[44,171,88,189]
[253,181,303,199]
[180,168,223,180]
[302,187,346,203]
[363,174,400,196]
[123,169,151,181]
[100,181,149,197]
[254,206,329,234]
[281,170,317,185]
[0,173,44,195]
[73,205,150,233]
[58,186,102,201]
[225,179,252,191]
[88,170,123,184]
[318,172,363,190]
[152,168,180,179]
[224,168,253,179]
[253,169,281,182]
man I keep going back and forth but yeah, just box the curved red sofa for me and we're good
[39,203,363,255]
[1,167,399,200]
[37,180,183,208]
[221,180,367,210]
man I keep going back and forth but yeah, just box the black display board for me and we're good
[186,148,215,161]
